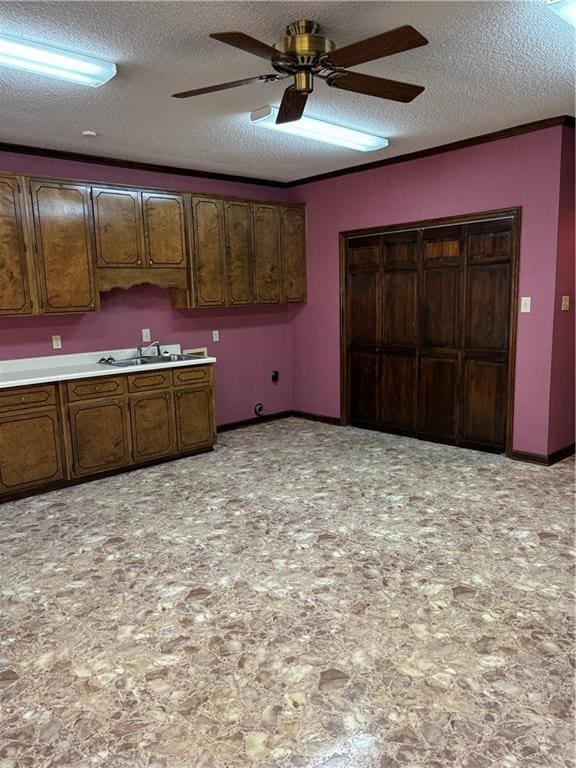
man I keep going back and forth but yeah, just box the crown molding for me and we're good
[285,115,575,187]
[0,115,573,190]
[0,142,286,188]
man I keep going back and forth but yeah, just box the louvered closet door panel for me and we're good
[349,271,380,346]
[380,230,418,434]
[380,352,417,433]
[460,220,513,452]
[349,352,380,428]
[382,271,417,347]
[416,227,464,443]
[347,236,381,428]
[418,353,459,442]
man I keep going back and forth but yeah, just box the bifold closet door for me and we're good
[345,215,514,453]
[417,226,463,443]
[347,237,381,428]
[380,231,418,435]
[460,220,512,451]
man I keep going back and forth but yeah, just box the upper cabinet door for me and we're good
[30,180,98,313]
[253,204,281,304]
[92,187,143,268]
[0,175,34,315]
[224,200,254,305]
[280,206,307,303]
[192,196,227,306]
[142,192,187,268]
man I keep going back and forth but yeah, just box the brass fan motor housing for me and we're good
[274,19,335,66]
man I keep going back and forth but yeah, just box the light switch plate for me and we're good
[561,295,570,311]
[141,328,151,342]
[212,330,220,342]
[52,335,62,350]
[520,296,532,313]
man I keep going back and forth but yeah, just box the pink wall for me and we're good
[0,128,572,452]
[548,126,575,454]
[288,126,569,455]
[0,152,291,426]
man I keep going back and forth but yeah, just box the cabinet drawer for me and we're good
[67,376,127,402]
[0,384,56,413]
[172,365,212,387]
[128,370,171,393]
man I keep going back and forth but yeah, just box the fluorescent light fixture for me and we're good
[250,106,389,152]
[547,0,576,26]
[0,34,116,86]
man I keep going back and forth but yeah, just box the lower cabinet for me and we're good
[131,390,177,462]
[0,406,64,493]
[68,397,132,478]
[0,365,216,500]
[175,384,215,452]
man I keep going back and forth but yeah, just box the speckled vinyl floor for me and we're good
[0,418,574,768]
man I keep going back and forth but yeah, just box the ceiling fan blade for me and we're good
[325,71,424,103]
[172,74,282,99]
[210,32,294,65]
[325,25,428,68]
[276,86,308,124]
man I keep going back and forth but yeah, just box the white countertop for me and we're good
[0,345,216,390]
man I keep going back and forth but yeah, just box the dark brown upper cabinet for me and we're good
[92,187,143,268]
[0,174,35,315]
[142,192,187,269]
[253,203,282,304]
[93,187,188,292]
[224,200,254,305]
[192,196,227,306]
[0,168,307,315]
[30,179,99,314]
[280,205,307,303]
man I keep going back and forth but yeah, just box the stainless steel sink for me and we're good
[98,352,206,368]
[157,353,206,362]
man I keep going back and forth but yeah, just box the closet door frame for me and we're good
[340,207,521,456]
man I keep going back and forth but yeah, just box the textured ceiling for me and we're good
[0,1,573,182]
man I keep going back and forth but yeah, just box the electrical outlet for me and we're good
[561,295,570,311]
[141,328,151,342]
[212,330,220,342]
[520,297,532,313]
[52,335,62,350]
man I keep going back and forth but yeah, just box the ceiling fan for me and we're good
[172,20,428,124]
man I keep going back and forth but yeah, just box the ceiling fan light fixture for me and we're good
[250,106,389,152]
[546,0,576,26]
[0,34,116,86]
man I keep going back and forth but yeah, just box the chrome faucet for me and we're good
[137,340,162,358]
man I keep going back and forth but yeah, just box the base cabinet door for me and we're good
[130,391,177,462]
[174,385,215,452]
[68,398,131,477]
[0,408,64,494]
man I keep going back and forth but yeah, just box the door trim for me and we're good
[339,207,521,456]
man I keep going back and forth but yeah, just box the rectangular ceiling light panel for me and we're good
[0,34,116,86]
[547,0,576,26]
[250,106,389,152]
